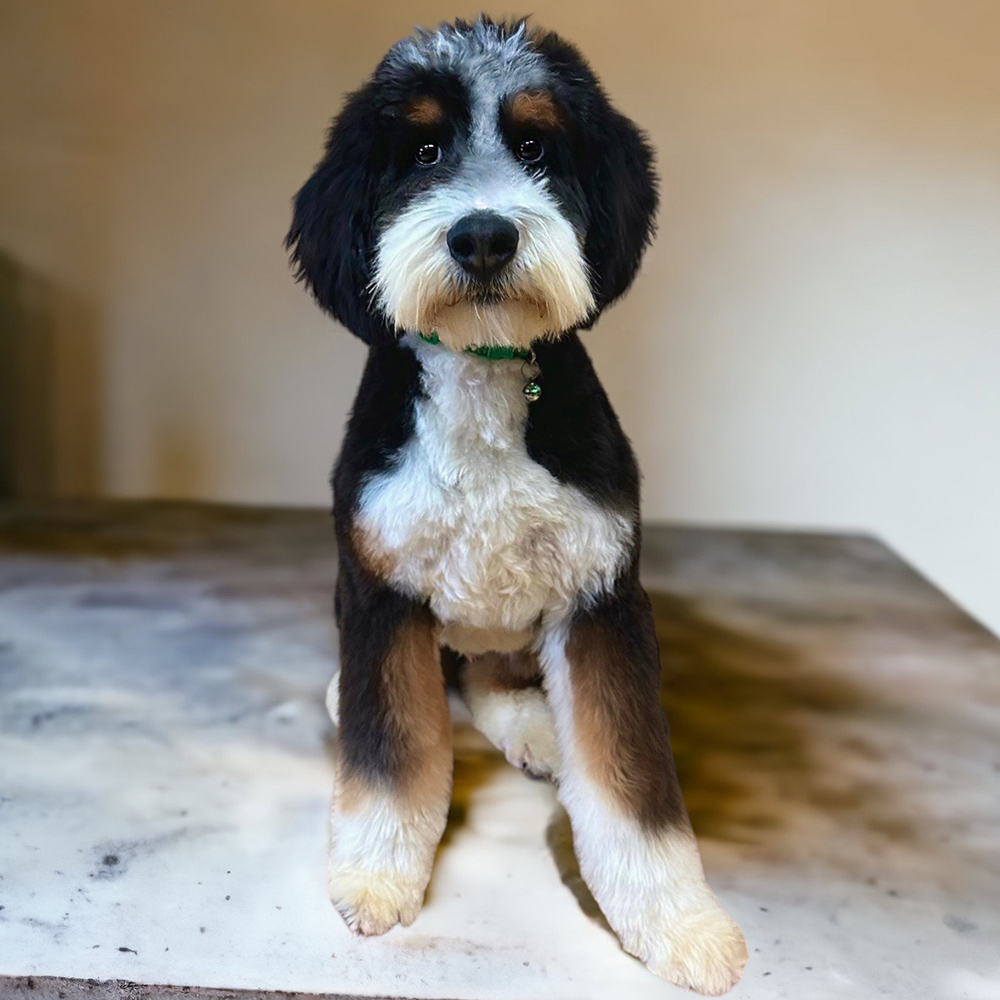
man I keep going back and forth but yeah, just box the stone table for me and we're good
[0,501,998,1000]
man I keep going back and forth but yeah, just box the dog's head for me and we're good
[287,17,658,350]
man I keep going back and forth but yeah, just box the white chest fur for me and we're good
[356,339,632,642]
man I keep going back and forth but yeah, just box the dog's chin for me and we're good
[417,299,566,351]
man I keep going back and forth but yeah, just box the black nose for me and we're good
[447,212,519,282]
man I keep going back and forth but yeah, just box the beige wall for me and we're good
[2,0,999,633]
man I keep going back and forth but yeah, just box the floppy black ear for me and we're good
[532,29,659,322]
[286,83,395,345]
[581,107,658,315]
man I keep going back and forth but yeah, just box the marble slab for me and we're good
[0,501,998,1000]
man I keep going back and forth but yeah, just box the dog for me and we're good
[287,16,748,996]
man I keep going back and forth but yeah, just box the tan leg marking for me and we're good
[383,615,452,810]
[566,617,683,828]
[329,611,452,937]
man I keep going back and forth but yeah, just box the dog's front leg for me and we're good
[328,580,451,936]
[540,578,748,996]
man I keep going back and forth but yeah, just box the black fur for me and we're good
[288,27,747,975]
[568,559,687,831]
[527,334,640,513]
[331,342,423,530]
[329,332,641,527]
[291,18,657,518]
[286,80,390,345]
[524,29,658,319]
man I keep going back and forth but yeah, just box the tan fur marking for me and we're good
[566,619,684,829]
[337,613,450,814]
[350,522,395,580]
[509,90,564,130]
[384,615,452,810]
[406,95,445,126]
[470,649,544,691]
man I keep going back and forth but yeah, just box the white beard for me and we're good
[372,169,594,350]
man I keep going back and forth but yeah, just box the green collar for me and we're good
[418,330,532,361]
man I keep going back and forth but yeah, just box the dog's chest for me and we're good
[356,343,631,632]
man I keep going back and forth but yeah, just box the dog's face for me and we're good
[287,18,658,349]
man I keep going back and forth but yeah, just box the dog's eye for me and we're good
[415,143,441,166]
[516,138,543,163]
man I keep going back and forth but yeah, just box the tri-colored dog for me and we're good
[287,16,747,995]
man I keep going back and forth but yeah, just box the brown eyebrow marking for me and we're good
[508,89,564,130]
[405,95,445,126]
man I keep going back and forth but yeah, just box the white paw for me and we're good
[465,680,562,781]
[644,903,748,996]
[498,695,561,781]
[327,865,425,937]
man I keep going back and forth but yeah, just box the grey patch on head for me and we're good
[943,914,977,933]
[385,19,550,134]
[387,18,542,82]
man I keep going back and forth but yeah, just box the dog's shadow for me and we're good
[544,806,612,931]
[648,589,884,846]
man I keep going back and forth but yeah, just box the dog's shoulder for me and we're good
[332,341,423,528]
[526,333,639,512]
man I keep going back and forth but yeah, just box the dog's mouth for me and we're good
[442,283,544,311]
[423,291,553,352]
[460,289,508,306]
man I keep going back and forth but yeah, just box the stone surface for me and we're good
[0,501,998,1000]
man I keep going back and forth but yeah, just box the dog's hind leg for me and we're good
[540,578,748,997]
[460,650,561,781]
[327,577,451,936]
